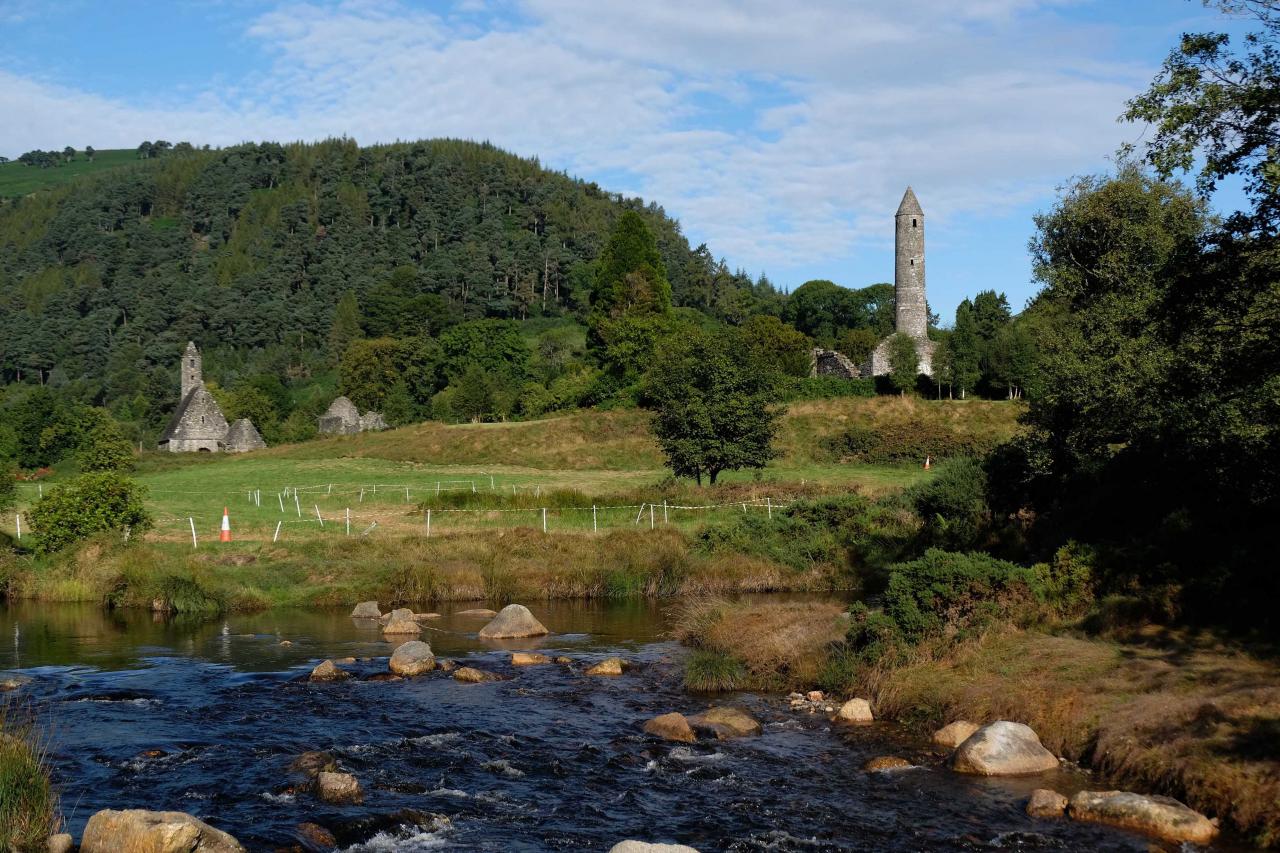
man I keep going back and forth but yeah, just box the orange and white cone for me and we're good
[220,507,232,542]
[924,456,932,470]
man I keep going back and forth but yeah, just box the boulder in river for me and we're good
[296,823,336,849]
[1068,790,1218,845]
[586,656,627,676]
[457,608,498,617]
[932,720,980,749]
[478,604,549,639]
[289,750,337,778]
[1026,788,1068,818]
[454,666,503,683]
[863,756,911,771]
[511,652,550,666]
[436,659,458,672]
[0,673,31,691]
[609,843,700,853]
[833,698,874,723]
[554,656,573,665]
[379,607,415,625]
[382,616,423,636]
[46,834,73,853]
[414,612,442,621]
[316,771,363,804]
[950,721,1059,776]
[350,601,381,619]
[389,640,435,676]
[688,706,762,739]
[643,712,696,743]
[308,660,349,682]
[81,809,245,852]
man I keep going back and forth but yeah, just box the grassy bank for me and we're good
[677,599,1280,847]
[0,703,60,849]
[1,520,848,612]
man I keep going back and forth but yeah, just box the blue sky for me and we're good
[0,0,1255,321]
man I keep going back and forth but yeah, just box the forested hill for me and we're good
[0,138,730,388]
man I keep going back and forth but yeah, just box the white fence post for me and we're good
[278,492,285,512]
[426,509,431,538]
[766,497,772,519]
[14,514,20,540]
[295,492,302,517]
[542,507,547,533]
[634,504,645,525]
[663,500,668,524]
[592,505,597,532]
[649,504,655,529]
[189,517,197,549]
[273,520,282,542]
[345,508,351,536]
[315,505,324,527]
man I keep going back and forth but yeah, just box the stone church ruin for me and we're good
[159,342,267,453]
[812,187,937,379]
[317,396,387,435]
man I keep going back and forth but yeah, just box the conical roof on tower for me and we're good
[896,186,923,217]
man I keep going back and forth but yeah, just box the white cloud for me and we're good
[0,0,1174,293]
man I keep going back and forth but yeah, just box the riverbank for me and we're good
[0,526,847,612]
[676,598,1280,847]
[0,703,60,850]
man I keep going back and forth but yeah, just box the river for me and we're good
[0,599,1243,851]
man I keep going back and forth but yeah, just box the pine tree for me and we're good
[951,299,982,399]
[327,292,363,364]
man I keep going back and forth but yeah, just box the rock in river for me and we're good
[1068,790,1218,845]
[0,673,31,692]
[382,616,422,636]
[457,608,498,617]
[296,823,336,849]
[389,640,435,676]
[1026,788,1068,818]
[643,712,696,743]
[46,834,73,853]
[949,721,1059,776]
[833,698,874,723]
[316,770,364,804]
[478,604,549,639]
[378,607,415,625]
[511,652,550,666]
[308,660,349,682]
[688,707,762,739]
[81,809,245,853]
[586,656,627,676]
[350,601,381,619]
[289,750,337,778]
[609,843,700,853]
[863,756,911,772]
[932,720,980,749]
[454,666,503,683]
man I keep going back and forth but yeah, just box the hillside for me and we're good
[0,149,140,198]
[0,138,713,392]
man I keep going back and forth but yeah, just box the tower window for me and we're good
[912,218,917,228]
[189,358,195,367]
[910,259,914,266]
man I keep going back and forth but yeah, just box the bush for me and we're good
[27,472,151,553]
[0,468,15,512]
[906,457,990,550]
[76,418,135,473]
[781,375,876,401]
[0,706,59,850]
[684,650,747,691]
[695,494,869,574]
[821,418,1000,464]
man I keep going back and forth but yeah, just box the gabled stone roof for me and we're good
[896,186,924,217]
[225,418,267,451]
[159,385,228,443]
[322,395,360,422]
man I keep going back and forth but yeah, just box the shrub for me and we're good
[781,376,876,401]
[76,417,135,473]
[27,472,151,553]
[684,650,747,691]
[0,468,15,512]
[0,705,59,850]
[1031,540,1096,617]
[906,456,990,550]
[821,419,1001,464]
[695,494,868,574]
[882,549,1041,643]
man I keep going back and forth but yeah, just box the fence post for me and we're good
[592,504,597,533]
[542,507,547,534]
[295,492,302,517]
[472,482,476,493]
[14,514,20,540]
[359,487,364,503]
[405,486,410,503]
[766,497,772,519]
[315,505,324,527]
[634,504,645,525]
[273,520,282,543]
[663,500,668,524]
[327,483,332,496]
[650,504,655,529]
[426,509,431,538]
[278,492,285,512]
[490,475,495,490]
[189,517,197,549]
[345,508,350,536]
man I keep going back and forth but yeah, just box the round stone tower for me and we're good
[894,187,927,339]
[181,341,202,399]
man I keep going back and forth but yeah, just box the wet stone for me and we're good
[289,750,337,778]
[454,666,503,683]
[296,822,336,848]
[316,771,363,804]
[309,660,349,682]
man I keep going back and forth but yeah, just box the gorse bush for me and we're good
[27,472,150,553]
[906,456,991,550]
[821,418,1001,464]
[780,376,876,401]
[883,549,1040,643]
[695,494,869,575]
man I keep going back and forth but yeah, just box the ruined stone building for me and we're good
[317,396,387,435]
[158,342,266,452]
[811,187,937,379]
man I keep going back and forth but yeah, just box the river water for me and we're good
[0,600,1242,851]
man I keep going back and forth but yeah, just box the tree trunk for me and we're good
[709,469,719,485]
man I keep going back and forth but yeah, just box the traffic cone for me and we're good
[924,456,932,470]
[220,507,232,542]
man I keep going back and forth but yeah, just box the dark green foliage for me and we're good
[882,549,1040,643]
[156,575,226,614]
[0,469,14,512]
[906,457,990,550]
[647,328,781,485]
[696,494,870,573]
[820,419,1001,464]
[450,364,495,422]
[741,315,812,378]
[779,375,876,401]
[591,210,672,317]
[886,333,920,395]
[784,279,894,347]
[27,472,150,553]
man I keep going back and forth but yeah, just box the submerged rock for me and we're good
[643,712,696,743]
[364,672,403,683]
[1068,790,1218,845]
[350,601,381,619]
[932,720,980,749]
[289,750,337,778]
[688,707,762,739]
[478,604,549,639]
[950,721,1059,776]
[454,666,503,683]
[863,756,911,771]
[511,652,550,666]
[436,659,458,672]
[296,822,336,848]
[309,660,349,682]
[457,608,498,617]
[609,843,700,853]
[413,612,442,621]
[80,809,245,852]
[0,673,32,691]
[1026,788,1068,818]
[585,656,627,676]
[389,640,435,676]
[833,698,874,723]
[554,656,573,665]
[316,771,363,804]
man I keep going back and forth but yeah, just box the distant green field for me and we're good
[0,149,140,197]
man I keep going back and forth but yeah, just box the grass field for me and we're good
[0,149,140,197]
